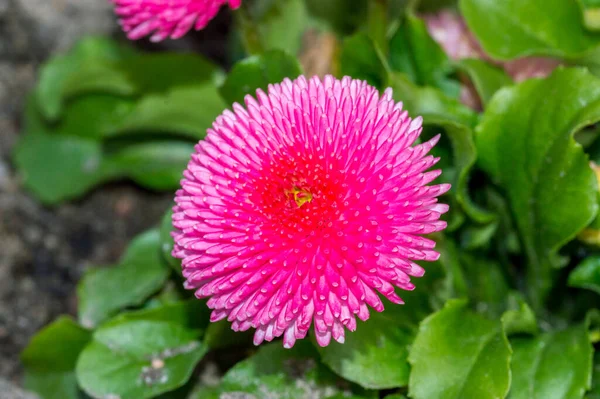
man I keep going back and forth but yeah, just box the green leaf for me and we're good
[76,319,207,399]
[408,299,511,399]
[305,0,368,34]
[14,101,118,204]
[59,63,136,109]
[340,33,389,89]
[142,281,186,309]
[15,131,110,203]
[459,253,510,317]
[316,311,413,389]
[569,256,600,295]
[254,0,308,55]
[78,229,170,328]
[316,259,449,390]
[217,341,345,398]
[203,320,254,350]
[475,67,600,307]
[366,0,388,55]
[501,294,538,336]
[456,58,513,107]
[22,317,91,399]
[35,38,222,122]
[107,141,194,191]
[103,300,210,332]
[17,59,222,203]
[36,37,136,120]
[219,50,303,105]
[188,385,221,399]
[389,73,495,224]
[459,220,499,250]
[588,352,600,399]
[388,73,478,127]
[509,322,593,399]
[160,209,181,272]
[389,14,461,98]
[339,34,493,223]
[110,85,227,141]
[123,53,223,94]
[434,235,469,301]
[15,120,193,203]
[459,0,600,61]
[58,95,136,140]
[416,0,458,12]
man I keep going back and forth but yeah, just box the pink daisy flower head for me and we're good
[112,0,242,42]
[172,75,450,348]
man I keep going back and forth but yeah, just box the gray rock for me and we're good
[0,378,39,399]
[8,0,117,57]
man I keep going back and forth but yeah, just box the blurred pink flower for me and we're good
[424,10,482,60]
[172,75,450,348]
[503,57,561,83]
[423,10,560,106]
[112,0,241,42]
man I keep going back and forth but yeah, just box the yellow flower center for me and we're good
[285,186,314,208]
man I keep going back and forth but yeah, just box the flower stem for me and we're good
[368,0,389,55]
[234,5,264,56]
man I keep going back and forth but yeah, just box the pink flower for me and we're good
[172,75,450,348]
[112,0,241,42]
[423,10,482,61]
[503,57,561,83]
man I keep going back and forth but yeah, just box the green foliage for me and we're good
[305,0,368,34]
[456,58,513,107]
[14,105,117,204]
[315,312,413,389]
[203,319,254,350]
[76,319,206,399]
[389,13,461,97]
[35,37,136,121]
[104,300,209,331]
[204,341,373,398]
[570,256,600,295]
[107,141,196,190]
[112,85,227,141]
[340,33,389,89]
[252,0,309,54]
[218,341,335,396]
[22,317,91,399]
[315,262,446,390]
[459,0,600,63]
[340,32,494,224]
[408,299,512,399]
[589,353,600,399]
[501,295,538,336]
[19,3,600,399]
[509,322,593,399]
[15,38,224,204]
[476,68,600,307]
[160,209,181,272]
[77,229,170,328]
[219,50,303,104]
